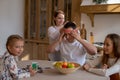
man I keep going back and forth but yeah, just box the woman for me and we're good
[83,33,120,80]
[48,10,65,61]
[48,10,65,43]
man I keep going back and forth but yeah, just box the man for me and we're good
[47,21,97,66]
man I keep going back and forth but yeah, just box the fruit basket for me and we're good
[53,61,81,74]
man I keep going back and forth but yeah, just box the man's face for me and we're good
[64,28,75,43]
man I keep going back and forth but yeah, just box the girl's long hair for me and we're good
[102,33,120,65]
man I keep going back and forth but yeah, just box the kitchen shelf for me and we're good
[80,4,120,27]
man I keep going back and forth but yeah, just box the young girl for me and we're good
[83,33,120,80]
[1,34,36,80]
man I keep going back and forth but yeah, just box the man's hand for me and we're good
[70,29,81,41]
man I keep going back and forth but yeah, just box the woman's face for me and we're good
[8,40,24,56]
[103,38,113,55]
[54,13,65,26]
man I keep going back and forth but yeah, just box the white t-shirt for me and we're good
[48,26,60,44]
[87,57,120,77]
[55,40,87,66]
[48,26,61,61]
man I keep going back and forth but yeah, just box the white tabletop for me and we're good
[18,60,110,80]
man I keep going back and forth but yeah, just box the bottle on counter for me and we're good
[80,24,87,40]
[90,32,94,44]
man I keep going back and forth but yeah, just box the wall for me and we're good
[81,0,120,42]
[0,0,24,55]
[81,14,120,42]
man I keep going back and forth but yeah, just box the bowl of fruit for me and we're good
[53,61,81,74]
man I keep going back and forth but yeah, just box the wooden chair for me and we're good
[110,73,120,80]
[48,52,62,61]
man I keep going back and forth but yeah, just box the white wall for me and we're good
[82,14,120,42]
[81,0,120,42]
[0,0,24,55]
[81,0,120,5]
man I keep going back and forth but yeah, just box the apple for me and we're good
[67,63,75,68]
[62,64,67,68]
[63,62,67,66]
[62,62,68,68]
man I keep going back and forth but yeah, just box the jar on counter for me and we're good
[80,24,87,40]
[90,32,94,44]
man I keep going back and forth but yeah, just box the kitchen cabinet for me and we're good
[21,0,82,60]
[22,0,52,60]
[80,4,120,27]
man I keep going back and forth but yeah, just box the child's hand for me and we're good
[102,64,108,69]
[29,66,36,76]
[83,63,91,71]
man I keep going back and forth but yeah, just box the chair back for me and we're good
[48,52,62,61]
[110,73,120,80]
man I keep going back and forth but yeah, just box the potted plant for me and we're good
[93,0,108,4]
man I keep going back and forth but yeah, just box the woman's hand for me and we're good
[102,64,108,69]
[60,28,64,34]
[58,32,64,42]
[83,63,91,71]
[60,21,69,33]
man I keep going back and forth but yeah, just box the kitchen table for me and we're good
[18,60,109,80]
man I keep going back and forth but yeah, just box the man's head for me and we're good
[63,21,77,43]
